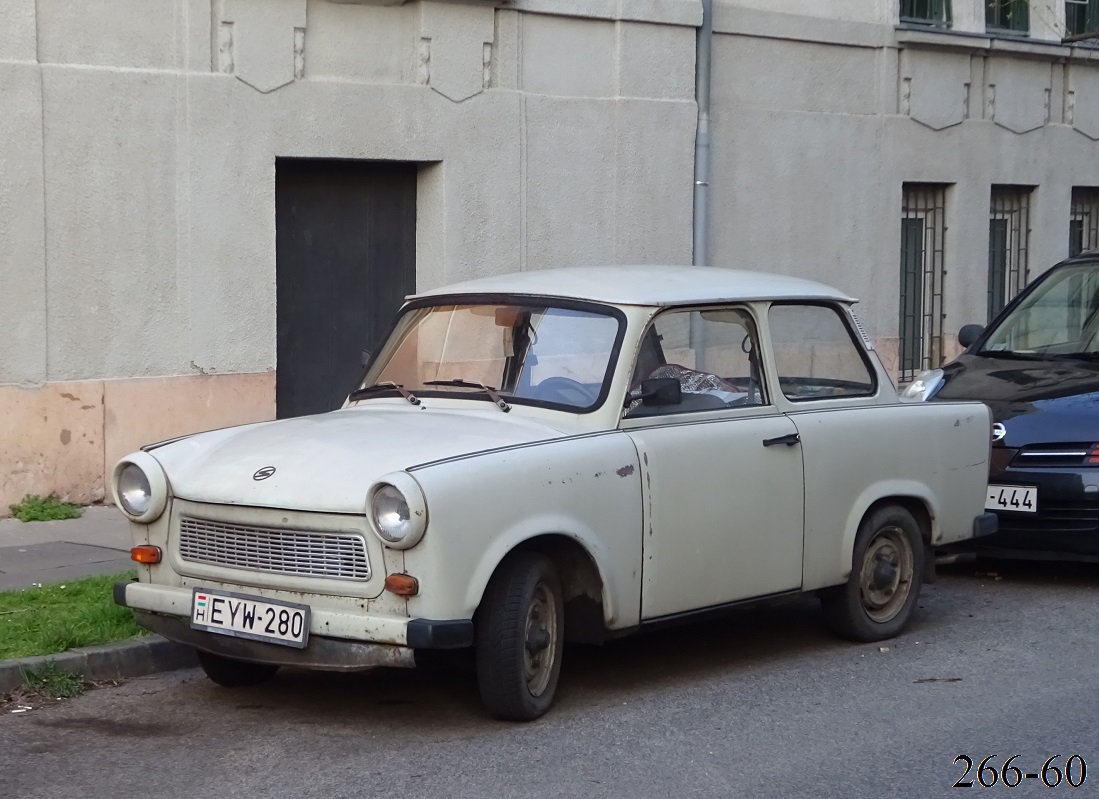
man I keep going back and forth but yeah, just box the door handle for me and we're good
[762,433,800,447]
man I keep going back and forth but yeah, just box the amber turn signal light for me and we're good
[130,545,162,564]
[384,573,419,596]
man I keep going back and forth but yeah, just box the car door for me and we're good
[763,301,884,591]
[621,305,805,621]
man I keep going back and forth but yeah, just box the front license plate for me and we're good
[985,484,1038,514]
[190,588,310,649]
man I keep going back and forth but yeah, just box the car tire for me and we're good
[195,649,280,687]
[476,552,564,722]
[820,504,925,642]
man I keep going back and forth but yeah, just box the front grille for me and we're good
[1012,444,1092,467]
[178,517,370,581]
[996,501,1099,536]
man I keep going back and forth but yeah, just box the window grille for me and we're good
[988,186,1033,321]
[899,184,948,382]
[986,0,1030,33]
[1066,0,1099,36]
[901,0,952,27]
[1070,188,1099,257]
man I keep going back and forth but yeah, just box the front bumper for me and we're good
[115,580,474,670]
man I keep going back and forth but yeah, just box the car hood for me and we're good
[148,405,568,513]
[936,353,1099,446]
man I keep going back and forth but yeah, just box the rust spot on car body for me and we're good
[616,464,635,477]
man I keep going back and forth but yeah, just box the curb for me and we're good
[0,635,198,695]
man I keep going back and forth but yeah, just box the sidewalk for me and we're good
[0,506,132,591]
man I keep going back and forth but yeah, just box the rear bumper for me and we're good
[973,512,999,539]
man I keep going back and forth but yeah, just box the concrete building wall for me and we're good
[708,0,1099,375]
[0,0,700,511]
[4,0,1099,512]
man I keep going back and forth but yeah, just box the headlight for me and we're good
[367,473,427,549]
[111,453,169,523]
[117,464,152,516]
[900,368,945,402]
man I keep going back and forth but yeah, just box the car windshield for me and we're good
[358,301,622,412]
[981,262,1099,358]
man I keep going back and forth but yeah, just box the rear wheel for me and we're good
[821,504,924,642]
[195,649,280,687]
[476,552,564,721]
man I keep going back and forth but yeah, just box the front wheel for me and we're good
[476,552,564,721]
[820,504,924,642]
[195,649,280,687]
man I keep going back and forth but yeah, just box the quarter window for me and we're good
[768,304,876,401]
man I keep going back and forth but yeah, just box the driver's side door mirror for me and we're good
[958,324,984,349]
[638,377,682,406]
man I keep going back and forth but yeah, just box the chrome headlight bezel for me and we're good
[367,472,428,550]
[111,452,169,524]
[899,368,945,402]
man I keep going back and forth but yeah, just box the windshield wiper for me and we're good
[975,350,1046,360]
[348,381,421,405]
[423,379,511,412]
[1051,352,1099,361]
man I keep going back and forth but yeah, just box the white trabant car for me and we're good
[113,266,996,720]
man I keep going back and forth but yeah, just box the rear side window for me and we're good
[767,304,876,401]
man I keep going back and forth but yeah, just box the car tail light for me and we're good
[1087,444,1099,464]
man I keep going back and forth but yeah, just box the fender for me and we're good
[821,479,938,588]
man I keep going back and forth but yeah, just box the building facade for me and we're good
[2,0,1098,511]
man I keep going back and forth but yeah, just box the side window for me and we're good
[767,304,876,401]
[626,307,767,417]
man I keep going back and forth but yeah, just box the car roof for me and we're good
[410,265,856,306]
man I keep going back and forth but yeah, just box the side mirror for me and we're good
[638,378,682,406]
[361,349,372,369]
[958,324,984,349]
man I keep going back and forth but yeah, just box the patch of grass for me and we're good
[0,571,147,660]
[20,661,88,699]
[8,493,83,522]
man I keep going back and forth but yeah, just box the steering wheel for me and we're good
[532,377,599,406]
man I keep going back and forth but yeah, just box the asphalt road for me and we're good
[2,560,1096,799]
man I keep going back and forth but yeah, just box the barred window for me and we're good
[899,184,948,382]
[987,0,1029,33]
[988,186,1033,321]
[1070,188,1099,257]
[901,0,952,27]
[1066,0,1099,36]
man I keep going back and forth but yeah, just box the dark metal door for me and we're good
[275,159,416,418]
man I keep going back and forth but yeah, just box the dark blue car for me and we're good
[904,250,1099,561]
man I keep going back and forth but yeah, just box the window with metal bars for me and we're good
[899,185,947,382]
[1066,0,1099,36]
[1070,187,1099,256]
[988,186,1033,321]
[986,0,1029,32]
[901,0,953,26]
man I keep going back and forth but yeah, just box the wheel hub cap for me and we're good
[858,526,914,623]
[523,582,558,697]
